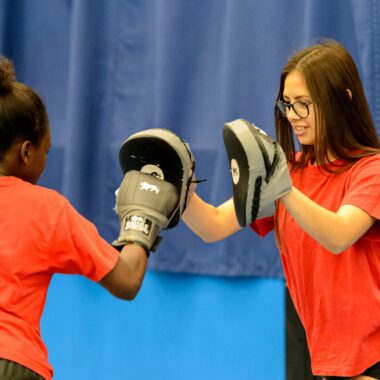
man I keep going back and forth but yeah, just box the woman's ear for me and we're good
[346,88,352,100]
[20,141,33,164]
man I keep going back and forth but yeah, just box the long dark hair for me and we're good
[275,39,380,173]
[0,56,49,160]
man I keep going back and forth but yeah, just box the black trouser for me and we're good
[0,359,44,380]
[286,286,322,380]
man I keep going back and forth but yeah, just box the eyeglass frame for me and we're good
[276,99,313,119]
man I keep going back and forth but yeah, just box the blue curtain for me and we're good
[1,0,379,279]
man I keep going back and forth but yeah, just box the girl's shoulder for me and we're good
[350,153,380,172]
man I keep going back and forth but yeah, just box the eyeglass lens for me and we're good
[277,101,310,118]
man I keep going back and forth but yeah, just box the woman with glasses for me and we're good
[183,40,380,379]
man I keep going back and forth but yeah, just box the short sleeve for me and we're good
[342,155,380,220]
[48,201,119,281]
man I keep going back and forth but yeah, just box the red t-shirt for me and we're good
[252,155,380,377]
[0,176,119,379]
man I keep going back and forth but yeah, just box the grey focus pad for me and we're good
[223,119,280,226]
[119,128,195,229]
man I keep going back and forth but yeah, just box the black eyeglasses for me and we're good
[276,100,312,119]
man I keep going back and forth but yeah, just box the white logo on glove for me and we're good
[231,158,240,185]
[125,215,151,235]
[140,181,160,194]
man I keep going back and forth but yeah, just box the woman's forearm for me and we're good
[182,194,241,242]
[279,187,375,254]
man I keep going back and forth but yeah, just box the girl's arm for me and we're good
[99,245,148,300]
[280,187,376,254]
[182,193,242,243]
